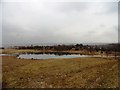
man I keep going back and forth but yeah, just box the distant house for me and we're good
[71,48,75,50]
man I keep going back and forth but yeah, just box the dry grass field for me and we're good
[2,48,102,55]
[2,56,118,88]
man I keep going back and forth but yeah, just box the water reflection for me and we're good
[21,52,80,56]
[18,53,86,60]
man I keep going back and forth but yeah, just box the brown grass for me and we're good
[2,56,118,88]
[2,48,101,55]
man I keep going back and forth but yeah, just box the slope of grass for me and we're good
[2,56,118,88]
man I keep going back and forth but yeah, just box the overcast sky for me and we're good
[1,0,118,46]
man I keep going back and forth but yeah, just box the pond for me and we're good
[1,53,116,60]
[17,54,92,59]
[0,54,7,56]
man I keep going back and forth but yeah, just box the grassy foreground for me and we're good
[2,56,118,88]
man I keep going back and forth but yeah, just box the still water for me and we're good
[18,54,91,59]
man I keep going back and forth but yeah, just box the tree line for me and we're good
[14,43,120,53]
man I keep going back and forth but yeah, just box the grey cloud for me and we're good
[2,1,118,46]
[53,2,89,13]
[106,2,118,13]
[94,2,118,15]
[100,24,106,28]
